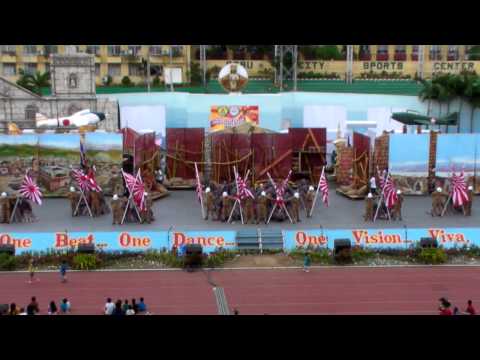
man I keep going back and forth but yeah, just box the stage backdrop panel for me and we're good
[0,134,39,195]
[120,105,166,148]
[436,134,476,180]
[303,105,347,133]
[37,134,80,197]
[389,134,430,195]
[85,133,123,195]
[210,106,259,132]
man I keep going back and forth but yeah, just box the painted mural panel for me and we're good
[389,134,430,195]
[37,134,80,197]
[0,134,39,195]
[84,133,123,195]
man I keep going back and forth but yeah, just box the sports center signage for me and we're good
[0,231,236,255]
[283,228,476,250]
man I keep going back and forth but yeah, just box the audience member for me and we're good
[131,298,139,313]
[112,300,124,316]
[125,305,135,315]
[465,300,476,315]
[27,297,40,315]
[138,297,147,313]
[122,299,129,313]
[48,301,58,315]
[60,298,71,314]
[8,303,19,315]
[104,298,115,315]
[439,298,452,315]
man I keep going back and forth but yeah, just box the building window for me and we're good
[411,45,419,61]
[1,45,16,55]
[448,45,459,61]
[3,63,16,76]
[394,45,406,61]
[24,63,37,75]
[95,63,101,76]
[87,45,100,56]
[171,45,183,57]
[44,45,58,55]
[25,105,39,121]
[23,45,37,55]
[68,73,78,88]
[127,45,142,56]
[359,45,371,61]
[150,45,162,56]
[429,45,442,61]
[108,64,121,77]
[128,63,143,76]
[108,45,121,56]
[376,45,389,61]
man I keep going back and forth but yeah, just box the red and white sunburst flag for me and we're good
[451,171,469,207]
[19,173,43,205]
[383,173,398,209]
[122,169,146,211]
[236,174,254,200]
[72,168,91,192]
[318,168,329,207]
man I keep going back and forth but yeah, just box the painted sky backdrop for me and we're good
[389,134,430,176]
[38,134,80,151]
[436,134,477,177]
[0,134,39,147]
[85,133,123,151]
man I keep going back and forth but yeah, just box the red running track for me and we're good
[0,267,479,315]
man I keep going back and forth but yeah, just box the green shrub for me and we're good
[152,76,161,87]
[72,254,102,270]
[417,248,447,264]
[0,253,17,271]
[121,76,133,87]
[351,247,376,263]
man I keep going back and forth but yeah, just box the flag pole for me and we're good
[309,166,325,218]
[194,162,205,219]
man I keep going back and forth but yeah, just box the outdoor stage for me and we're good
[4,188,480,232]
[1,266,479,315]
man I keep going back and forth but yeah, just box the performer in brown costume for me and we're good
[392,190,404,221]
[111,194,124,225]
[256,191,269,224]
[288,192,301,224]
[243,195,256,224]
[221,192,233,222]
[67,187,80,217]
[364,192,374,222]
[141,192,154,224]
[205,187,216,221]
[0,192,11,223]
[305,186,315,218]
[465,185,474,216]
[431,187,446,217]
[89,190,102,217]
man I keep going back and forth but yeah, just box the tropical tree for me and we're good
[464,74,480,132]
[16,69,50,95]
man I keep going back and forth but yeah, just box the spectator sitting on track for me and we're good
[131,298,139,313]
[453,307,461,315]
[8,303,19,315]
[104,298,115,315]
[27,296,40,315]
[60,298,71,314]
[439,297,452,315]
[125,305,135,316]
[112,300,124,316]
[465,300,476,315]
[48,301,58,315]
[138,297,147,313]
[122,299,129,314]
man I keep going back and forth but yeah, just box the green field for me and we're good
[86,149,122,162]
[0,144,37,158]
[38,146,79,160]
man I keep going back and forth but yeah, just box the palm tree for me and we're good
[16,69,50,95]
[465,76,480,132]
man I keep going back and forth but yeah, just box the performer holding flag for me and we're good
[194,162,205,219]
[309,167,329,218]
[441,169,469,216]
[11,170,42,223]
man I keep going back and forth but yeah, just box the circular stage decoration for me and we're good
[218,63,249,93]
